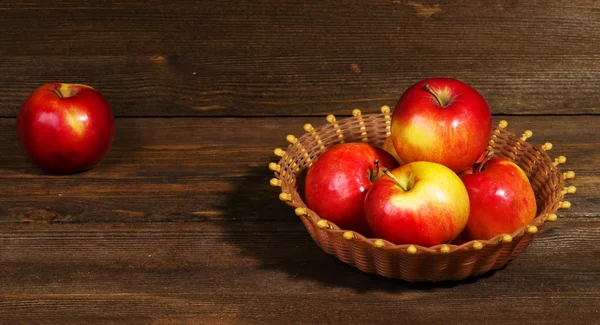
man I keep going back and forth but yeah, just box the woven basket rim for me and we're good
[272,111,570,256]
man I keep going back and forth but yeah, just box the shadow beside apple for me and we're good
[221,165,503,294]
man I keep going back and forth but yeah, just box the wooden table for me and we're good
[1,1,598,324]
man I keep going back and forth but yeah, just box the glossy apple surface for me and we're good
[364,161,470,246]
[304,143,399,235]
[391,78,492,172]
[460,158,537,240]
[17,83,115,173]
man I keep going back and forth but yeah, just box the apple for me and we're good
[391,78,492,173]
[17,83,115,173]
[459,157,537,240]
[381,137,404,165]
[364,161,470,246]
[304,143,399,235]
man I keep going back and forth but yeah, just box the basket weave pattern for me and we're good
[271,109,572,281]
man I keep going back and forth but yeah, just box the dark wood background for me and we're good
[0,1,598,324]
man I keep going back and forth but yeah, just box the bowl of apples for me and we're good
[269,78,575,282]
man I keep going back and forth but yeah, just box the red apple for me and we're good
[304,143,399,235]
[364,161,470,246]
[391,78,492,173]
[17,83,115,173]
[459,157,537,240]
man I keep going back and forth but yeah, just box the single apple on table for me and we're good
[17,83,115,173]
[391,78,492,173]
[364,161,470,246]
[304,143,399,235]
[459,157,537,241]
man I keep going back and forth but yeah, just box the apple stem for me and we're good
[477,150,495,173]
[381,168,408,192]
[423,84,444,107]
[52,85,64,98]
[372,160,381,181]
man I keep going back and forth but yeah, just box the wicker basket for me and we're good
[269,106,575,282]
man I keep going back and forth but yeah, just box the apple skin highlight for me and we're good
[459,158,537,241]
[391,78,492,173]
[364,161,470,246]
[304,143,399,236]
[17,83,115,173]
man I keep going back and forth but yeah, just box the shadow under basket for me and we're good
[269,107,575,282]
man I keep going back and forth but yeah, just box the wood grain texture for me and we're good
[2,1,599,323]
[1,0,600,116]
[1,220,599,325]
[0,115,593,223]
[0,115,598,324]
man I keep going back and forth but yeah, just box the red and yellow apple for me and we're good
[391,78,492,173]
[304,143,399,235]
[17,83,115,173]
[364,161,470,246]
[459,157,537,240]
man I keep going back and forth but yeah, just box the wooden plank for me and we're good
[0,115,592,223]
[0,220,598,325]
[1,1,600,116]
[0,115,597,324]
